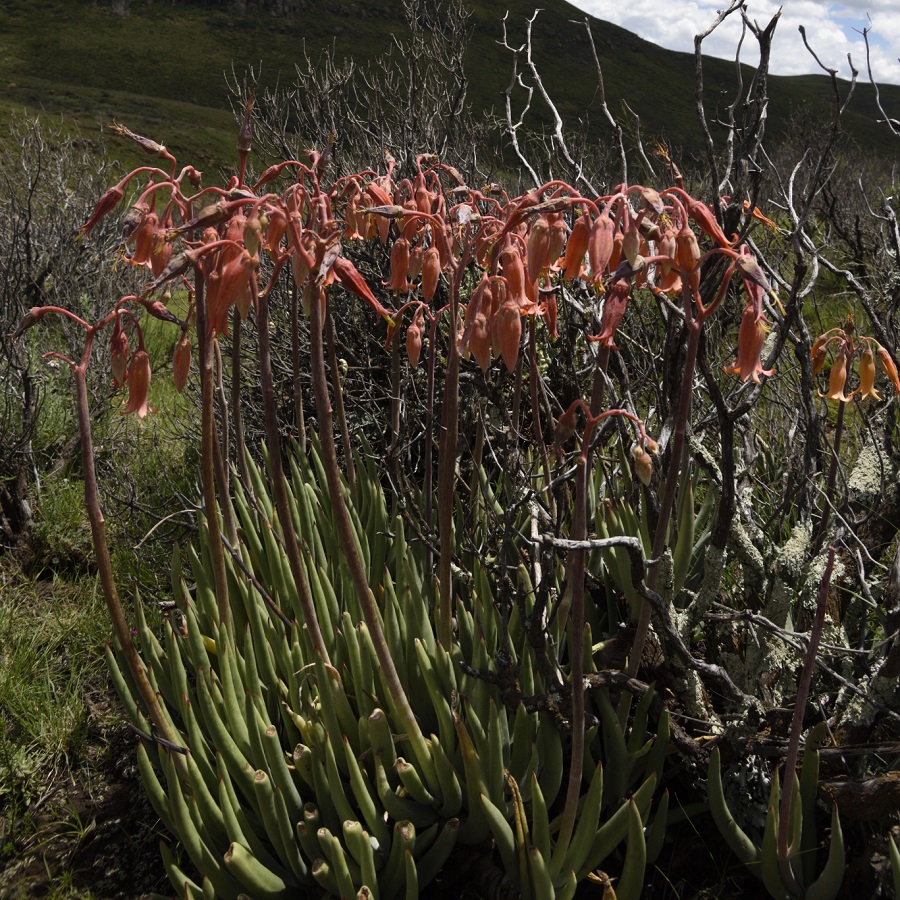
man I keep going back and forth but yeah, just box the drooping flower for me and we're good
[122,349,152,418]
[469,312,492,372]
[149,227,173,280]
[823,350,852,402]
[421,245,441,303]
[725,304,774,383]
[386,236,412,295]
[632,445,653,486]
[494,299,521,373]
[80,184,125,237]
[128,211,158,267]
[856,348,881,401]
[500,246,529,309]
[555,404,577,444]
[588,278,630,349]
[526,215,552,280]
[562,212,591,281]
[547,213,568,264]
[587,214,615,282]
[877,346,900,395]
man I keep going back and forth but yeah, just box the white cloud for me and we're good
[571,0,900,84]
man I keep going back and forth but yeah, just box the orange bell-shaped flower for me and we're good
[526,215,552,280]
[122,349,152,418]
[562,212,591,281]
[878,346,900,395]
[823,350,852,402]
[587,214,615,282]
[421,245,441,303]
[857,348,881,400]
[492,294,521,374]
[386,236,412,295]
[725,304,774,384]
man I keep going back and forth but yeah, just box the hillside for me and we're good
[1,0,897,171]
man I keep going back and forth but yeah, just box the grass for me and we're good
[0,560,169,896]
[0,287,199,896]
[0,566,109,825]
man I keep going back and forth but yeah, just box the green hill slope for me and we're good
[1,0,896,169]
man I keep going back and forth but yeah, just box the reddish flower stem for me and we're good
[71,343,185,776]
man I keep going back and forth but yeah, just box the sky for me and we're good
[570,0,900,86]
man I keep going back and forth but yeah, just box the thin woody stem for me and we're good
[812,399,845,555]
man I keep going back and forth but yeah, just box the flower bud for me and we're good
[811,339,828,376]
[824,351,851,402]
[406,309,424,368]
[80,185,124,236]
[632,445,653,486]
[555,405,577,444]
[172,334,192,393]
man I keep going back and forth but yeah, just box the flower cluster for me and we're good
[75,128,781,420]
[812,321,900,403]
